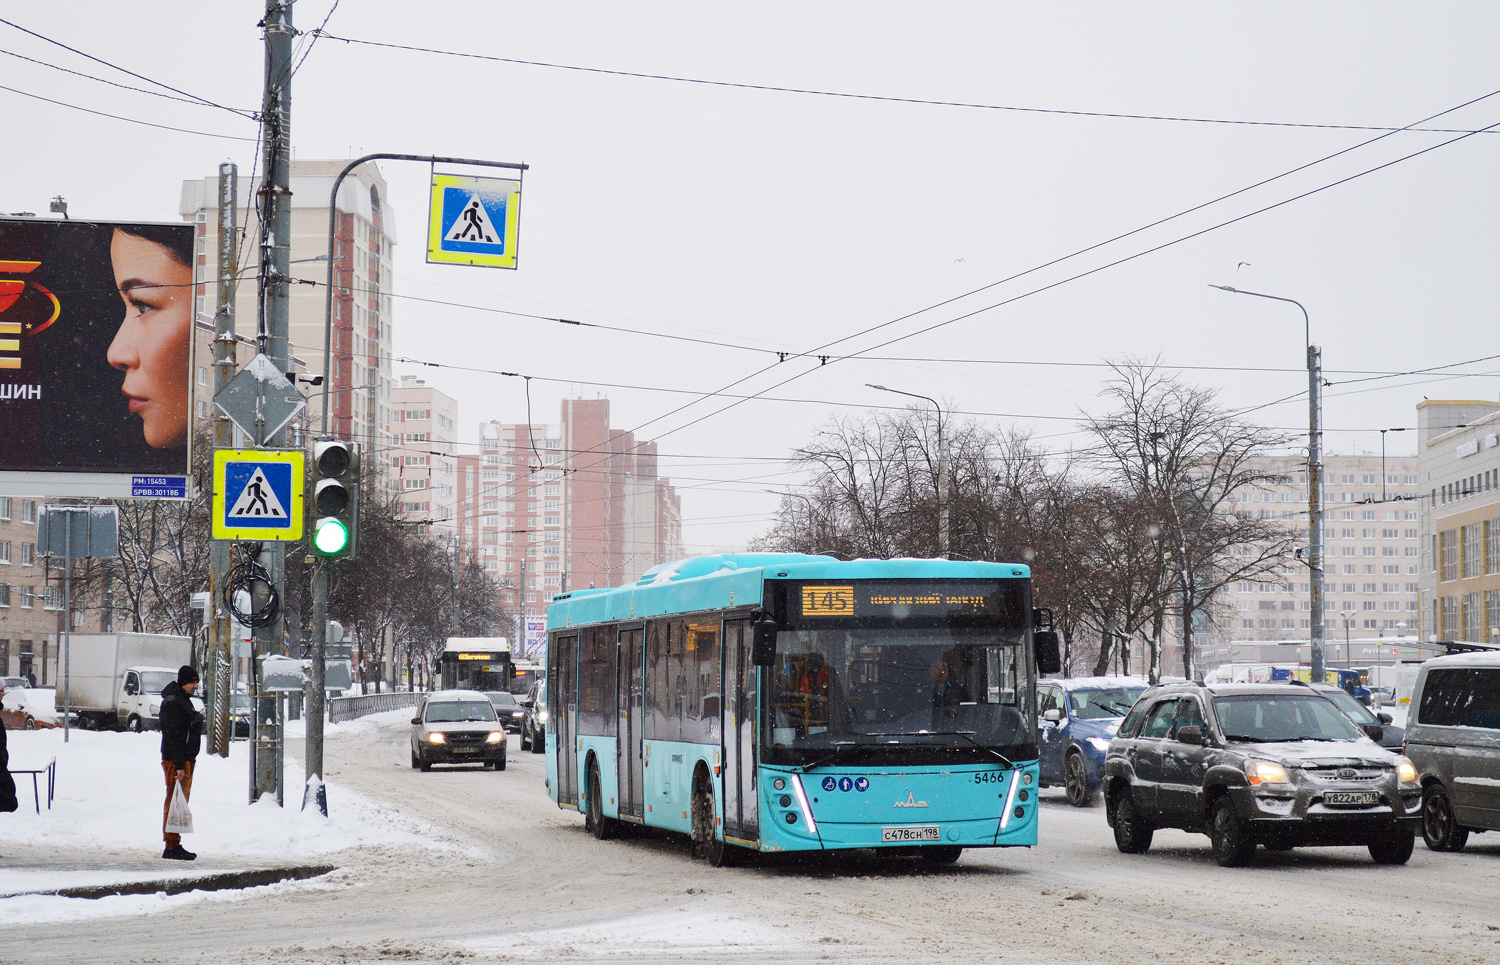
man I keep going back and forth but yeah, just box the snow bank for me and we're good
[0,873,338,928]
[0,727,446,859]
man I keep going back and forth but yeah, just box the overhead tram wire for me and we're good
[314,30,1500,136]
[0,82,259,141]
[635,106,1500,449]
[0,16,258,120]
[0,48,259,113]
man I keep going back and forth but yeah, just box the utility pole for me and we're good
[207,163,238,758]
[1308,342,1326,683]
[254,0,294,804]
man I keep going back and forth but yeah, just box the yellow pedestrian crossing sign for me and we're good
[427,173,522,269]
[212,449,305,541]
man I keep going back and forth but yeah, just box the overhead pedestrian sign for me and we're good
[427,173,522,269]
[212,449,304,540]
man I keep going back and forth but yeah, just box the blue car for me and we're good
[1037,676,1148,806]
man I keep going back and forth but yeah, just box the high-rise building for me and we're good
[1416,400,1500,645]
[1190,453,1421,669]
[390,377,459,536]
[179,160,397,476]
[459,398,682,654]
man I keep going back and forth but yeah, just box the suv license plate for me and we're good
[1324,791,1379,807]
[882,825,941,843]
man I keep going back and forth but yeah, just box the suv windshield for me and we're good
[425,700,497,723]
[1070,687,1146,720]
[487,692,519,708]
[1213,694,1363,743]
[769,626,1027,754]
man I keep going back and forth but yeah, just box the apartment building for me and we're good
[390,377,459,537]
[179,160,398,476]
[1206,452,1421,647]
[459,399,683,655]
[1416,399,1500,645]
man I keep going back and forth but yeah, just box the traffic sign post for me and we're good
[426,173,522,269]
[212,449,305,541]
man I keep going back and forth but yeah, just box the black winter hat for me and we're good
[178,665,200,685]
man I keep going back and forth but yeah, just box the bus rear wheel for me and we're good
[586,759,616,840]
[918,846,963,864]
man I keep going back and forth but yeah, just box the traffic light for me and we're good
[310,440,359,559]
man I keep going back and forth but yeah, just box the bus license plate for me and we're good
[882,825,941,843]
[1323,791,1378,807]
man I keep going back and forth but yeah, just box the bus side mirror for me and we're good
[751,616,778,666]
[1034,630,1062,675]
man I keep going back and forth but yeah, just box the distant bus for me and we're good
[439,637,513,692]
[544,553,1060,866]
[510,659,543,695]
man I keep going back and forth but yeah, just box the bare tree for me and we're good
[1085,361,1296,681]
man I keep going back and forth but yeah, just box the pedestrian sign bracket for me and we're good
[427,173,522,269]
[212,449,304,541]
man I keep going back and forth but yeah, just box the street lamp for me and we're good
[867,384,948,558]
[1211,285,1325,682]
[1341,609,1357,669]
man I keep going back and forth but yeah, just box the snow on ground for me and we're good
[0,722,445,859]
[465,908,802,960]
[0,871,342,928]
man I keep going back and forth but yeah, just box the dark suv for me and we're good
[1102,681,1421,866]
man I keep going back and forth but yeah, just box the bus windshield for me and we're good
[769,626,1029,759]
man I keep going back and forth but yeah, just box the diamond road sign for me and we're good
[212,449,304,541]
[213,353,306,446]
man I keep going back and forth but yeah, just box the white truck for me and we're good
[64,633,193,732]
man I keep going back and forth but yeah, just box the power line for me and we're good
[0,17,257,119]
[314,29,1500,136]
[0,47,257,113]
[0,82,259,141]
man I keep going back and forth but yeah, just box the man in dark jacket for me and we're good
[1,682,18,814]
[159,665,204,860]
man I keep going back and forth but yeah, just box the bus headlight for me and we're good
[426,732,446,744]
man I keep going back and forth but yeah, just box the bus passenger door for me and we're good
[556,633,579,810]
[722,618,758,842]
[618,628,645,820]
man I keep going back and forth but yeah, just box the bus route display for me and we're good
[796,581,1003,620]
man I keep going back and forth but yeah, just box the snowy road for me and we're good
[4,713,1499,964]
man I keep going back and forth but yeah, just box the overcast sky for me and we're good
[5,3,1498,552]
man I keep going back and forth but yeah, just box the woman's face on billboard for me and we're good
[107,229,192,449]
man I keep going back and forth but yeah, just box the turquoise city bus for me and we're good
[544,553,1061,866]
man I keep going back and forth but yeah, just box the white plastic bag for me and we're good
[165,778,194,835]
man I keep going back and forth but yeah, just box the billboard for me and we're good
[0,218,194,497]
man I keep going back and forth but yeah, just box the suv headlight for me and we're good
[1396,757,1418,784]
[425,732,446,744]
[537,710,549,723]
[1087,737,1112,752]
[486,731,504,743]
[1245,759,1291,785]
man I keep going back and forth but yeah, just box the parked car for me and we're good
[1368,686,1396,709]
[485,691,526,732]
[1103,680,1421,866]
[2,686,60,730]
[1037,676,1148,806]
[1404,651,1500,852]
[230,694,253,739]
[1306,682,1404,750]
[410,689,507,771]
[2,676,29,692]
[520,679,548,754]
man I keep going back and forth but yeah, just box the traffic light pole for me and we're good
[305,152,526,816]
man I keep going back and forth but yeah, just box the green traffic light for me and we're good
[313,517,350,555]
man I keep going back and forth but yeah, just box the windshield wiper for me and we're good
[1223,734,1268,743]
[797,741,878,773]
[868,730,1014,768]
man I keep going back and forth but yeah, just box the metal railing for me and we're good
[328,691,427,724]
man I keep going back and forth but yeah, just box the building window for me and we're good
[0,541,9,565]
[1463,523,1484,579]
[20,543,34,566]
[1463,592,1483,642]
[0,585,8,607]
[1442,595,1459,638]
[20,586,35,607]
[1489,519,1500,576]
[0,497,9,520]
[1440,530,1458,582]
[20,500,36,524]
